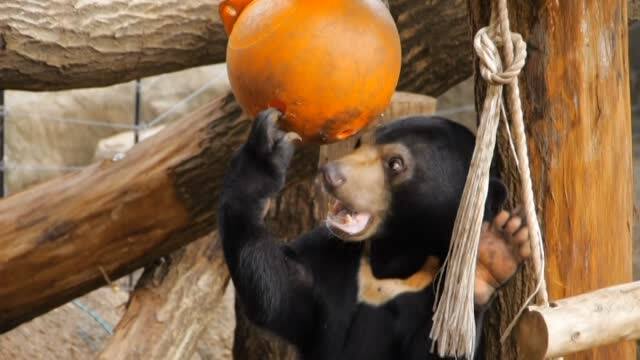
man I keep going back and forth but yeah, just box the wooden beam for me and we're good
[514,282,640,359]
[468,1,635,359]
[0,93,318,333]
[0,0,471,96]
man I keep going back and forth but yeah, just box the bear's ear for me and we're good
[487,177,508,216]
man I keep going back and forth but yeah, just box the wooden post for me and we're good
[468,1,635,359]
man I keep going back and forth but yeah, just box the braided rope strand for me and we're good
[429,0,548,356]
[430,24,509,358]
[495,0,549,343]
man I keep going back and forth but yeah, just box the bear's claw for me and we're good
[284,132,302,143]
[247,108,297,171]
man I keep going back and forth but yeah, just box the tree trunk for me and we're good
[0,0,470,96]
[98,233,230,360]
[468,1,635,359]
[0,93,319,333]
[232,92,437,360]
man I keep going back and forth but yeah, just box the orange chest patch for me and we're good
[357,256,441,306]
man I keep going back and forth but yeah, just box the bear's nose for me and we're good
[321,163,346,189]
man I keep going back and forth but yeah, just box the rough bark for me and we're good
[0,93,319,333]
[0,0,228,91]
[0,0,470,96]
[232,92,437,360]
[389,0,472,96]
[468,1,635,359]
[98,233,230,360]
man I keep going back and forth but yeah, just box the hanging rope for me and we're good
[429,0,548,357]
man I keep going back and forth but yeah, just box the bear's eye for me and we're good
[387,157,405,174]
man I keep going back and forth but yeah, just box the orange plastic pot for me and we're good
[220,0,402,143]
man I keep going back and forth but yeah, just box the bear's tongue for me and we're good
[326,200,371,235]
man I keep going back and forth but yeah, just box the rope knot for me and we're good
[474,27,527,85]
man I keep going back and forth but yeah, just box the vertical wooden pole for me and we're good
[468,1,635,359]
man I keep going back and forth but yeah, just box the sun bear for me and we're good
[219,109,530,359]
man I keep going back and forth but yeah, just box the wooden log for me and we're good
[514,281,640,359]
[95,119,232,360]
[0,0,227,91]
[468,0,636,359]
[0,0,470,96]
[0,0,636,92]
[0,93,319,333]
[98,233,230,360]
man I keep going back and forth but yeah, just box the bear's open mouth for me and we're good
[326,200,373,237]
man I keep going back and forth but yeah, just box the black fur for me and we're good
[219,110,506,359]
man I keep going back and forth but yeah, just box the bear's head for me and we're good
[320,117,506,278]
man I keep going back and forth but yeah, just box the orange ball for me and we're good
[221,0,402,143]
